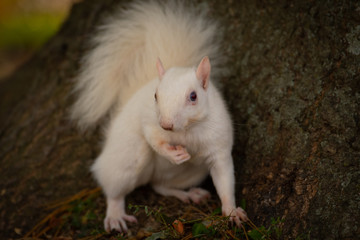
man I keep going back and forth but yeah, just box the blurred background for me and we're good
[0,0,78,80]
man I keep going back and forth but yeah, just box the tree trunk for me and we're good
[0,0,359,239]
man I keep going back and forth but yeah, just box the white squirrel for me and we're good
[71,0,248,233]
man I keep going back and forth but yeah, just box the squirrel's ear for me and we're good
[196,56,211,90]
[156,58,165,80]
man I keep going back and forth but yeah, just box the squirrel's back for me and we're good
[71,1,224,129]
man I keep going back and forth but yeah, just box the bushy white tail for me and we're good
[71,1,223,129]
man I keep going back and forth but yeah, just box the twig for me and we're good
[24,187,101,238]
[45,188,100,210]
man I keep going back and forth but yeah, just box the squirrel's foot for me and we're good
[222,206,248,227]
[153,185,210,204]
[188,187,211,204]
[166,144,191,164]
[104,197,138,233]
[104,214,138,233]
[176,187,210,203]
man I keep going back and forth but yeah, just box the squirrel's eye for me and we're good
[154,93,157,101]
[189,91,197,102]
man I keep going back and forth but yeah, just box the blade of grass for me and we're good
[78,232,107,240]
[241,223,249,240]
[226,229,242,240]
[247,219,272,240]
[180,233,193,240]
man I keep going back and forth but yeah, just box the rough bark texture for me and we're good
[221,1,360,239]
[0,0,359,239]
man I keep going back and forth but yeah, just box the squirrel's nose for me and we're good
[160,119,173,131]
[161,123,173,131]
[162,126,173,131]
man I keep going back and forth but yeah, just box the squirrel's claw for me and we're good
[223,207,248,227]
[104,214,137,233]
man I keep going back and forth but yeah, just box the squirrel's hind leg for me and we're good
[152,185,210,204]
[92,136,152,233]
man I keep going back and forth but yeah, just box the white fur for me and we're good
[71,1,223,129]
[71,0,247,232]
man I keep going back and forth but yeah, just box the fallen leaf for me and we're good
[172,219,184,235]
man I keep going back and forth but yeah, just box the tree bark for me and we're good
[0,0,359,239]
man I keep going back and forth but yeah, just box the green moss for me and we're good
[0,12,66,49]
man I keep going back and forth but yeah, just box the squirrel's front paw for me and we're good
[223,206,248,227]
[166,144,191,164]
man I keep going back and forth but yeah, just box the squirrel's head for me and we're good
[154,57,211,132]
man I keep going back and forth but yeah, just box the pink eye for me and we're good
[189,91,197,102]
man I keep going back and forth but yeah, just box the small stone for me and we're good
[14,228,22,235]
